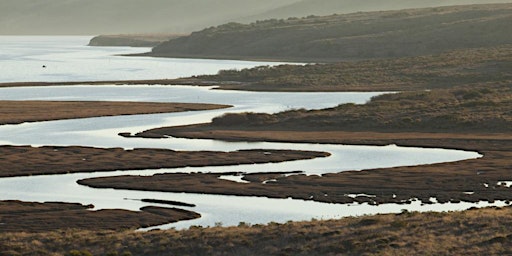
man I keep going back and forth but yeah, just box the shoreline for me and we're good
[0,200,200,232]
[0,79,407,92]
[78,131,512,206]
[0,100,231,126]
[0,146,329,178]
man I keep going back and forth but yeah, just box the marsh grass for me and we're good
[3,207,512,255]
[211,86,512,133]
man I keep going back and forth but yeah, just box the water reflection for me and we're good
[0,85,483,228]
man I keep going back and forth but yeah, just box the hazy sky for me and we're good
[1,0,511,35]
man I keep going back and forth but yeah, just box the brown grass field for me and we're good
[0,145,328,177]
[2,206,512,255]
[0,201,199,233]
[0,101,229,125]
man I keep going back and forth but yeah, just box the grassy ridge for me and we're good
[3,207,512,255]
[150,4,512,61]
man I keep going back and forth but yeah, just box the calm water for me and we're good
[0,37,495,229]
[0,36,284,82]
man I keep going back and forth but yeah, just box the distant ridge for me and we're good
[242,0,512,22]
[88,34,185,47]
[2,0,511,35]
[0,0,298,35]
[149,4,512,62]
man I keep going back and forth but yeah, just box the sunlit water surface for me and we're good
[0,37,495,229]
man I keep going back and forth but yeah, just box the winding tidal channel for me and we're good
[0,37,498,229]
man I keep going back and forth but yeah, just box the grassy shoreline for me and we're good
[3,206,512,255]
[0,101,230,125]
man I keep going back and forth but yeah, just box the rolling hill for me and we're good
[0,0,298,35]
[243,0,512,22]
[2,0,511,35]
[149,3,512,61]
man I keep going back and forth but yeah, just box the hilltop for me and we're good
[243,0,512,22]
[3,0,512,35]
[148,4,512,61]
[0,0,297,35]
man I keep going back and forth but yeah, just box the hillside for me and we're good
[3,0,511,35]
[149,4,512,61]
[0,0,298,35]
[4,207,512,255]
[244,0,512,22]
[88,34,184,47]
[174,44,512,92]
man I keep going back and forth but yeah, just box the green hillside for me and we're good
[150,4,512,61]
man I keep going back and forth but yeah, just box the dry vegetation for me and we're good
[206,86,512,133]
[176,44,512,91]
[0,146,328,177]
[148,4,512,61]
[3,206,512,255]
[4,44,510,93]
[1,6,512,253]
[0,101,229,125]
[0,201,199,233]
[78,135,512,206]
[125,83,512,206]
[137,85,512,136]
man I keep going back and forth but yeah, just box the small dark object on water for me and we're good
[141,198,196,207]
[42,65,47,68]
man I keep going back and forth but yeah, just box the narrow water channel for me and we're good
[0,37,493,229]
[0,85,486,228]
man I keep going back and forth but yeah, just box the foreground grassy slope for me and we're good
[3,206,512,255]
[150,4,512,61]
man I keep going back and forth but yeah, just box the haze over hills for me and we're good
[0,0,298,35]
[242,0,512,22]
[2,0,512,35]
[149,3,512,61]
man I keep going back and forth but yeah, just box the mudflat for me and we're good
[0,100,230,125]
